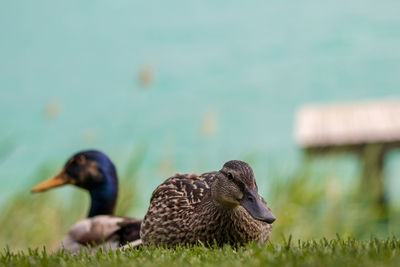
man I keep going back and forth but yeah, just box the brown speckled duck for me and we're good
[140,160,276,247]
[31,150,142,252]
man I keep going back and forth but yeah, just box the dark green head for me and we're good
[31,150,118,217]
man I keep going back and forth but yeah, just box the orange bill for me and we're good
[31,173,69,193]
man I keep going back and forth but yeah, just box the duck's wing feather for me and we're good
[107,218,142,245]
[149,172,217,206]
[59,215,142,253]
[141,172,216,245]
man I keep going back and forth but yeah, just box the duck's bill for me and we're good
[240,189,276,224]
[31,173,69,193]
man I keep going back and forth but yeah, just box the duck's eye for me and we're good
[247,195,255,202]
[227,173,234,180]
[66,164,80,178]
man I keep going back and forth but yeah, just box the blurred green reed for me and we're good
[269,158,400,242]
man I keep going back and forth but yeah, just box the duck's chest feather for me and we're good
[184,200,272,246]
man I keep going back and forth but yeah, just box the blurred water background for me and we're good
[1,0,400,250]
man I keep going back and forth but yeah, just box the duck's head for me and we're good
[31,150,118,192]
[212,160,276,224]
[31,150,118,217]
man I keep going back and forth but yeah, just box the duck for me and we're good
[31,150,142,252]
[140,160,276,247]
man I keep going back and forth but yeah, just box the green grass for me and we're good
[2,237,400,267]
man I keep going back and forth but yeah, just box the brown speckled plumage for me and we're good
[140,160,275,247]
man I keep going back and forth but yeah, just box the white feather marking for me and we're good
[119,239,143,251]
[58,215,125,253]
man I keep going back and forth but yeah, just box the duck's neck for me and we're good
[196,196,238,227]
[87,175,118,217]
[196,198,263,246]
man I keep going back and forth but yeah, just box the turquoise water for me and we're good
[1,1,400,210]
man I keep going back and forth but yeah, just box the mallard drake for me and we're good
[31,150,142,252]
[140,160,275,247]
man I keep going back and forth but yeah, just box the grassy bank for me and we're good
[2,156,400,250]
[2,237,400,267]
[1,145,400,267]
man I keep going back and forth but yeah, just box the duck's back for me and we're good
[140,172,216,246]
[60,215,142,253]
[154,172,214,201]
